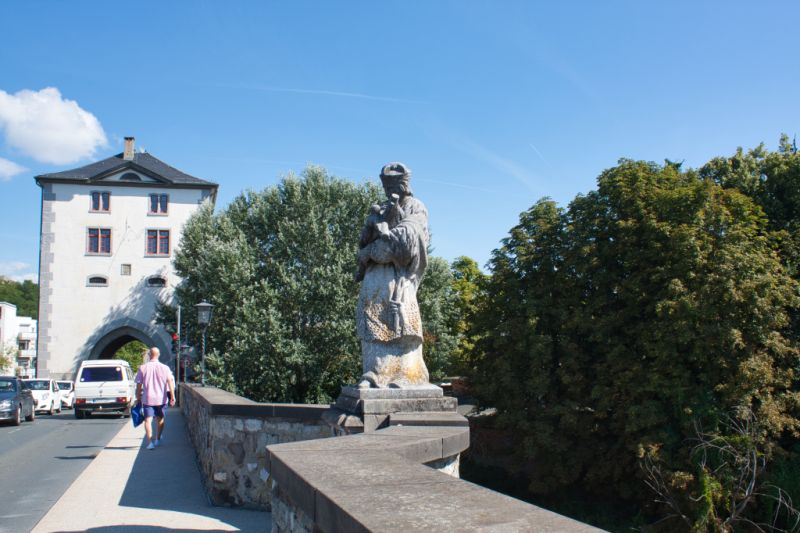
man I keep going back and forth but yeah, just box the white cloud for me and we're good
[0,87,107,165]
[0,156,27,180]
[8,272,37,282]
[0,262,37,282]
[0,261,28,272]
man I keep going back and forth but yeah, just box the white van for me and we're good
[73,359,136,419]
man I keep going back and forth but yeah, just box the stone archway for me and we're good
[89,326,162,360]
[78,317,172,375]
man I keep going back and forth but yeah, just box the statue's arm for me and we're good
[358,199,426,268]
[359,237,396,265]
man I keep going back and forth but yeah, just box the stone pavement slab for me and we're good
[32,410,269,533]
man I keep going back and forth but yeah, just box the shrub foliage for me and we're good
[469,153,800,528]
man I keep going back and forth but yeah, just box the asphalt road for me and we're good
[0,408,127,533]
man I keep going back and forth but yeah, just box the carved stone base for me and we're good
[321,407,364,435]
[340,383,443,399]
[328,384,461,433]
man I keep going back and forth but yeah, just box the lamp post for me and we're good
[180,344,191,383]
[196,301,214,386]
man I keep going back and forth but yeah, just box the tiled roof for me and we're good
[36,152,216,186]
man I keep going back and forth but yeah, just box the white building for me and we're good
[0,301,37,377]
[15,314,37,378]
[35,138,218,380]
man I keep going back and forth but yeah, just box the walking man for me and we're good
[135,347,176,450]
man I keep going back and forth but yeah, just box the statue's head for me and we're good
[380,162,413,197]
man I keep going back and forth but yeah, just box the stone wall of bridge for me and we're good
[180,384,333,509]
[181,384,603,532]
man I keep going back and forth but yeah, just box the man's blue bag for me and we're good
[131,402,143,427]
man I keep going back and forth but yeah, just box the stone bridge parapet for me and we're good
[180,384,334,509]
[181,384,604,532]
[267,425,603,532]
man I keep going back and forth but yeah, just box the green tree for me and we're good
[449,255,486,375]
[0,343,15,372]
[470,159,800,528]
[701,135,800,334]
[0,278,39,319]
[701,135,800,237]
[114,340,148,374]
[417,256,460,381]
[169,166,460,403]
[699,136,800,529]
[643,409,800,532]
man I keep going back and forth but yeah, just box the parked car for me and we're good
[74,359,136,419]
[0,377,35,425]
[23,379,62,415]
[57,380,75,409]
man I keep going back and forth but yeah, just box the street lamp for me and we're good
[196,301,214,386]
[179,344,191,383]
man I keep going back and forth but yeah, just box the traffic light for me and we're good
[171,333,179,355]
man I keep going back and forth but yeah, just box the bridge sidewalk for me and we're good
[32,409,270,533]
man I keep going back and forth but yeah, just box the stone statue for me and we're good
[355,162,430,389]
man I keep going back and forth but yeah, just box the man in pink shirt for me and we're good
[135,347,176,450]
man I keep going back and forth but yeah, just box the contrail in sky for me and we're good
[528,142,549,165]
[203,155,369,175]
[453,138,539,192]
[415,178,500,194]
[418,117,540,193]
[204,82,428,105]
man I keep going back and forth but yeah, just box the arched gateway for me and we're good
[92,328,158,360]
[87,322,170,363]
[34,137,218,380]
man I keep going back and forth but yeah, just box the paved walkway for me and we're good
[32,410,270,533]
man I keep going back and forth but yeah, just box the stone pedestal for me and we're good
[325,384,462,433]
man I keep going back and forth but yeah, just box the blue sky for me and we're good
[1,1,798,281]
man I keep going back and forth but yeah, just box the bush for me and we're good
[469,158,800,527]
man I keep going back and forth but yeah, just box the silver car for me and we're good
[0,377,35,425]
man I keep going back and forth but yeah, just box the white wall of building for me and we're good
[0,302,37,377]
[0,302,18,375]
[16,315,37,378]
[37,175,211,380]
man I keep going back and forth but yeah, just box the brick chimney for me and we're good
[123,137,135,160]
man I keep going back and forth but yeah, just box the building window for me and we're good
[87,275,109,287]
[87,228,112,255]
[90,191,110,212]
[149,193,169,215]
[120,172,142,181]
[147,276,167,288]
[121,264,132,276]
[146,229,170,256]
